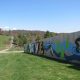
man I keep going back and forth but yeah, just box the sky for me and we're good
[0,0,80,33]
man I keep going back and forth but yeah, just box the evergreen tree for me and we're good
[44,31,51,38]
[13,34,27,47]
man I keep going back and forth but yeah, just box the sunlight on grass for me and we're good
[0,35,10,50]
[0,53,79,80]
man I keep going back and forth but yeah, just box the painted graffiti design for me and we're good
[24,37,80,64]
[75,37,80,53]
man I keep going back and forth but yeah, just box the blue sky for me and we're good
[0,0,80,33]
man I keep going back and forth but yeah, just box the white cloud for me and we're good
[0,26,10,30]
[12,27,17,30]
[4,26,10,30]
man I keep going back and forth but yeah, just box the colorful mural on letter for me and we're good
[24,35,80,64]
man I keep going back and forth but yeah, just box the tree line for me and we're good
[13,31,57,47]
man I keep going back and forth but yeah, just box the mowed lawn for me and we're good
[0,53,80,80]
[0,35,10,50]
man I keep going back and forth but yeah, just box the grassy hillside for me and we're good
[0,53,79,80]
[0,35,10,50]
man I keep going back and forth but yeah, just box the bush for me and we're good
[13,34,27,47]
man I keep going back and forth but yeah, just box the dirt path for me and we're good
[0,50,23,53]
[0,36,23,53]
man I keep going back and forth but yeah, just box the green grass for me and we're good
[0,53,80,80]
[0,35,10,50]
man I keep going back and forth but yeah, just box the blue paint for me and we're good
[43,41,80,61]
[24,39,80,63]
